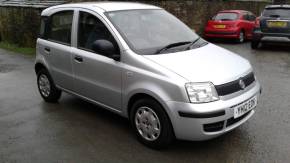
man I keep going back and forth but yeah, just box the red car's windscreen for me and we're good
[213,13,239,21]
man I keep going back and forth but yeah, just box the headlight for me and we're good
[185,82,219,103]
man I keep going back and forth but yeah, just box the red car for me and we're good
[204,10,257,43]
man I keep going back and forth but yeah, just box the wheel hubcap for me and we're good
[135,106,161,141]
[38,74,51,97]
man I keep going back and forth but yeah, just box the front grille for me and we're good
[215,72,255,96]
[226,111,251,127]
[203,121,224,132]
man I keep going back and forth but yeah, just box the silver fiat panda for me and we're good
[35,2,261,149]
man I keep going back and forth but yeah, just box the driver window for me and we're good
[77,11,119,55]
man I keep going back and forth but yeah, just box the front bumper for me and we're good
[165,81,261,141]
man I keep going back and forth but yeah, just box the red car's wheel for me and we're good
[237,31,245,43]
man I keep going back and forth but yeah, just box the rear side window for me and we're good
[39,17,48,39]
[213,13,238,21]
[263,8,290,18]
[242,13,249,21]
[243,12,256,21]
[47,11,73,45]
[248,13,256,21]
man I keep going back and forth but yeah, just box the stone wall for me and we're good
[0,0,272,48]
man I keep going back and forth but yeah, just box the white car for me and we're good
[35,2,262,149]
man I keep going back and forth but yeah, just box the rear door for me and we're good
[241,12,251,37]
[38,10,74,91]
[242,12,256,38]
[260,8,290,33]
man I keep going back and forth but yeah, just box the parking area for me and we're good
[0,42,290,163]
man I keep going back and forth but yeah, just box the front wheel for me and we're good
[130,98,174,149]
[37,69,62,103]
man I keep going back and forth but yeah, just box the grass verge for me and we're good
[0,42,35,56]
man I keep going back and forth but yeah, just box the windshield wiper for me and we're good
[184,37,201,50]
[155,41,192,54]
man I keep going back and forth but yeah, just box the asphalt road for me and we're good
[0,42,290,163]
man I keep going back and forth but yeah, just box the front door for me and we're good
[72,10,122,111]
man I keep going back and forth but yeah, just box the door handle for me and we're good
[44,47,50,54]
[74,56,83,63]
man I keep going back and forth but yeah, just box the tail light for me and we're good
[255,17,260,28]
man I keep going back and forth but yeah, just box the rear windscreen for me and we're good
[213,13,238,21]
[263,8,290,18]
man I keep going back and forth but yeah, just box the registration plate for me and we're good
[233,96,257,119]
[214,25,226,29]
[267,21,287,28]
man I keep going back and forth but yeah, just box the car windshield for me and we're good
[106,9,199,55]
[263,8,290,18]
[213,13,238,21]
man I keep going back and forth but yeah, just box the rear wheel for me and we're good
[237,31,245,43]
[251,40,260,49]
[37,69,61,103]
[130,98,174,149]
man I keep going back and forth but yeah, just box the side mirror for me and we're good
[92,40,120,61]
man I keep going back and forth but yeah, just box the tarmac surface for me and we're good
[0,42,290,163]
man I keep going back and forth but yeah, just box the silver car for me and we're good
[35,2,262,149]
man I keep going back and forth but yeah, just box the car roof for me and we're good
[265,5,290,9]
[42,2,160,15]
[218,10,248,14]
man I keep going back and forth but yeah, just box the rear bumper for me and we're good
[204,29,240,39]
[253,28,290,42]
[165,81,261,141]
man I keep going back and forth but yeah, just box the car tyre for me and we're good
[37,69,61,103]
[251,40,260,49]
[130,98,174,149]
[237,31,245,43]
